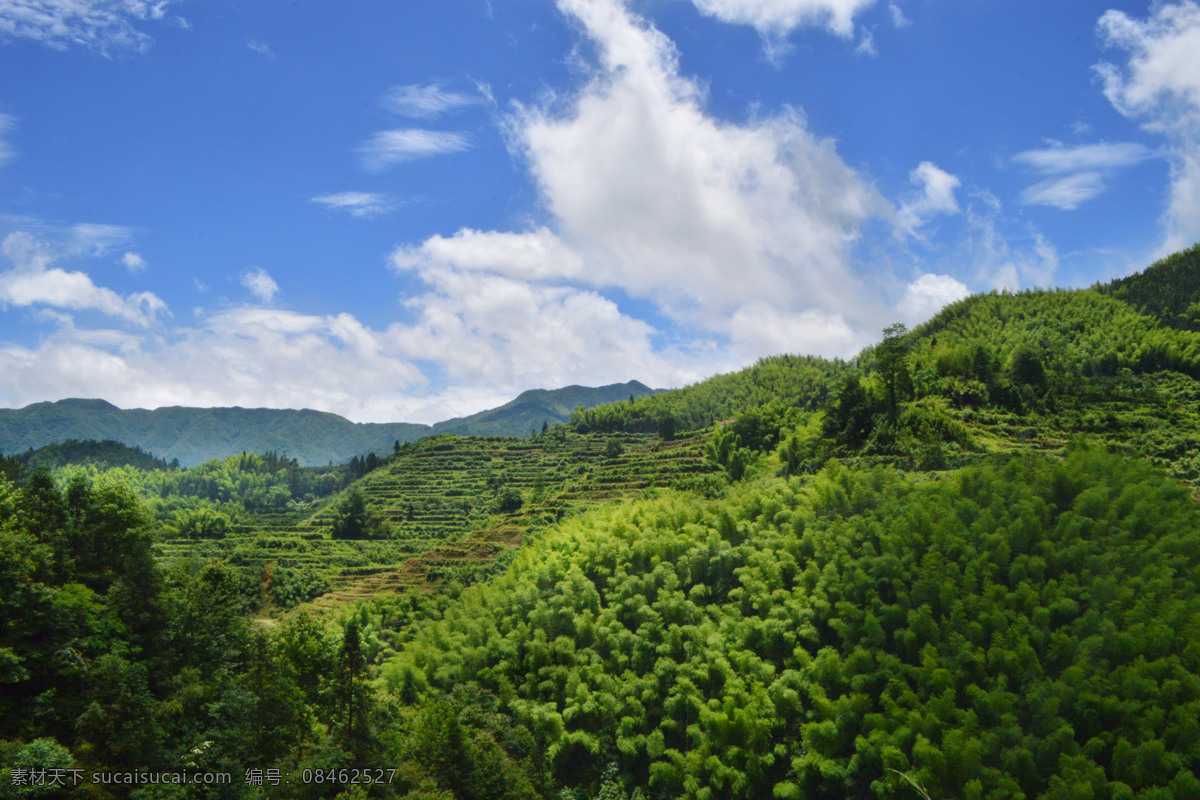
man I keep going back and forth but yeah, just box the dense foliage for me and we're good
[569,355,842,437]
[1102,242,1200,331]
[385,449,1200,799]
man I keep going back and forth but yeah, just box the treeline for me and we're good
[44,451,354,538]
[384,449,1200,799]
[569,355,842,436]
[1102,241,1200,330]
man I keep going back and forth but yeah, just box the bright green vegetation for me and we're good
[384,449,1200,799]
[6,249,1200,798]
[570,355,842,437]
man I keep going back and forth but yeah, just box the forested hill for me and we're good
[1100,241,1200,330]
[431,380,658,437]
[0,399,427,468]
[0,381,659,467]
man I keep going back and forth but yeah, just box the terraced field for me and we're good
[153,430,715,611]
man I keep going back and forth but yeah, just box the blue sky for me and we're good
[1,0,1198,423]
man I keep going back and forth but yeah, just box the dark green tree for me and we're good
[876,322,913,421]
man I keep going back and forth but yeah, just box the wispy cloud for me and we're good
[888,1,908,28]
[122,251,147,272]
[357,129,471,170]
[240,266,278,303]
[1020,172,1106,211]
[1013,141,1152,210]
[0,0,183,54]
[0,113,14,165]
[895,161,961,238]
[1013,141,1152,174]
[380,83,480,119]
[246,39,275,59]
[310,192,395,218]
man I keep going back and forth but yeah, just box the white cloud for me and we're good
[0,307,431,423]
[963,200,1059,291]
[389,0,891,384]
[506,0,884,322]
[0,113,14,165]
[854,28,876,56]
[1095,2,1200,249]
[895,161,960,238]
[895,273,970,324]
[1020,172,1106,211]
[122,251,146,272]
[888,1,908,28]
[392,227,585,282]
[240,266,278,303]
[1013,141,1152,211]
[380,83,481,119]
[246,39,275,58]
[0,231,166,325]
[688,0,878,41]
[0,278,709,424]
[1013,141,1151,174]
[387,266,698,392]
[0,0,182,53]
[728,302,868,360]
[357,129,472,170]
[311,191,395,218]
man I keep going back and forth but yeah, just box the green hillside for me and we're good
[7,248,1200,798]
[1101,242,1200,330]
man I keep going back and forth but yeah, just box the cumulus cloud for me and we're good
[1095,2,1200,249]
[392,227,585,282]
[357,129,472,170]
[0,232,166,325]
[311,192,395,218]
[389,0,891,384]
[0,277,709,424]
[0,307,431,422]
[387,266,701,392]
[728,302,868,361]
[240,266,278,303]
[380,83,481,119]
[0,0,183,53]
[895,161,961,238]
[688,0,878,44]
[895,273,970,323]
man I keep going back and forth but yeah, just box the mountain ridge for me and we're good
[0,380,659,467]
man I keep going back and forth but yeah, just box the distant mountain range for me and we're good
[0,381,657,467]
